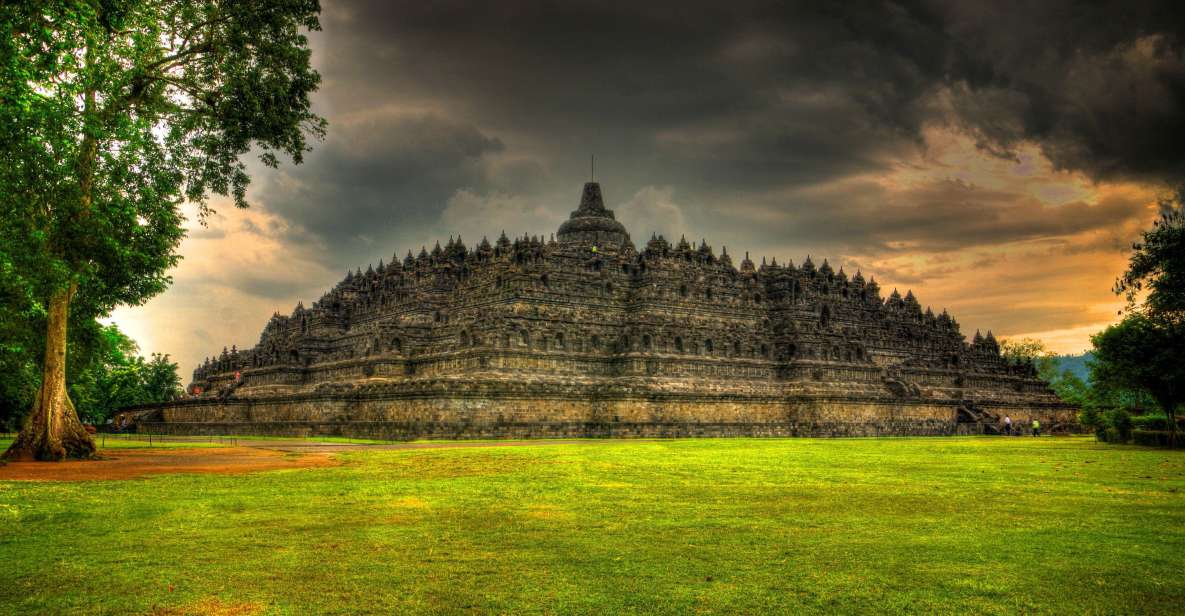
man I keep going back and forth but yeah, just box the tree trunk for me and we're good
[1153,394,1178,448]
[2,283,96,461]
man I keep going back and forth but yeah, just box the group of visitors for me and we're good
[1002,415,1040,436]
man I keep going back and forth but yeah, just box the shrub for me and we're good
[1099,427,1124,443]
[1131,414,1169,431]
[1132,430,1185,449]
[1100,409,1133,443]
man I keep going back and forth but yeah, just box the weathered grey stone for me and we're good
[129,182,1077,438]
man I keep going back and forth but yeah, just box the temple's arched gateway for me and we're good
[128,182,1077,438]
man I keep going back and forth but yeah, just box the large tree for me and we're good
[141,352,182,404]
[1,1,325,460]
[998,337,1053,373]
[0,251,42,430]
[1091,315,1185,444]
[1093,187,1185,445]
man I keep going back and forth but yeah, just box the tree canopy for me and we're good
[1091,186,1185,444]
[1,0,325,459]
[999,337,1052,369]
[1091,314,1185,442]
[0,321,182,430]
[1,0,325,323]
[1116,186,1185,322]
[69,324,182,424]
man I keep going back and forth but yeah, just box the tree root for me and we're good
[2,283,96,462]
[2,388,96,462]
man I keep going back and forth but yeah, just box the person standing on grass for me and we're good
[1004,415,1013,435]
[1032,419,1040,437]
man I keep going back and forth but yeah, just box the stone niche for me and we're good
[143,182,1076,438]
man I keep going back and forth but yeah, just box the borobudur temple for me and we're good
[130,182,1077,438]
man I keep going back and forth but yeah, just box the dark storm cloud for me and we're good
[315,1,952,190]
[941,2,1185,182]
[252,0,1185,269]
[122,0,1185,374]
[255,111,503,267]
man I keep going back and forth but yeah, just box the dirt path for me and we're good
[0,447,337,481]
[0,438,650,481]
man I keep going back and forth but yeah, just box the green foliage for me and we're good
[1027,350,1151,427]
[1098,427,1123,443]
[1078,405,1101,430]
[1130,414,1174,432]
[999,339,1099,413]
[1048,353,1092,383]
[1,319,183,427]
[0,1,324,438]
[1005,339,1095,411]
[1088,192,1185,447]
[0,346,38,432]
[1101,408,1133,443]
[1084,406,1180,445]
[1132,430,1185,449]
[1091,314,1185,440]
[68,325,182,424]
[0,252,43,430]
[1088,375,1161,414]
[1046,368,1091,408]
[0,286,122,429]
[142,353,183,404]
[1116,186,1185,321]
[0,1,326,316]
[1000,337,1050,367]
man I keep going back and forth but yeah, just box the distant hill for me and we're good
[1049,352,1092,383]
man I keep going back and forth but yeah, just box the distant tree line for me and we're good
[1003,343,1170,446]
[0,316,181,432]
[1007,186,1185,448]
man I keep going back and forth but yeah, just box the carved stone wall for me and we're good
[141,182,1076,438]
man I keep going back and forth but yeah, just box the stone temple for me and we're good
[133,182,1076,437]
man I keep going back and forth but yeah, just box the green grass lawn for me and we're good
[202,434,558,445]
[163,434,397,445]
[2,436,1184,614]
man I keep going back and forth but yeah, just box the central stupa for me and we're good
[132,182,1075,438]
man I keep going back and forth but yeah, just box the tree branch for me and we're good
[143,42,213,72]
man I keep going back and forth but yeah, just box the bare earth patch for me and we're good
[0,446,336,481]
[150,598,265,615]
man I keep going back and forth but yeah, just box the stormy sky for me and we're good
[109,1,1185,380]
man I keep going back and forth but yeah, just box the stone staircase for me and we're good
[956,401,1001,435]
